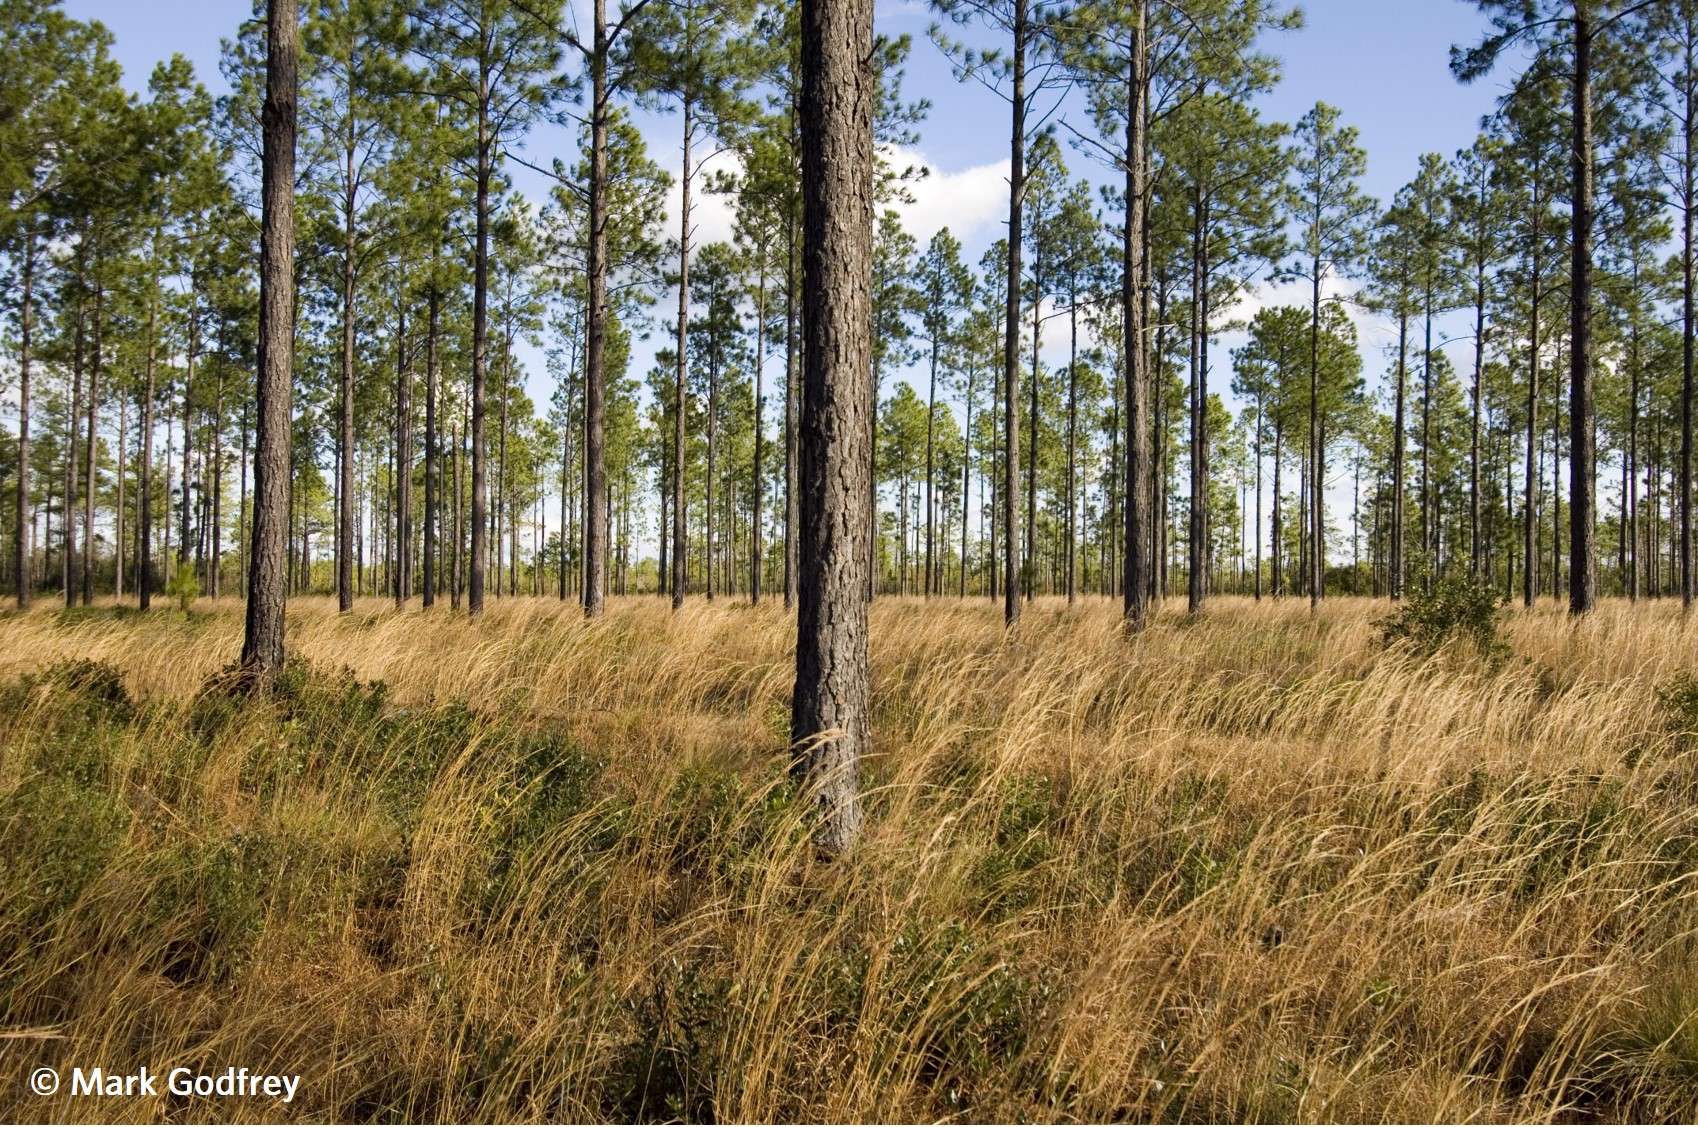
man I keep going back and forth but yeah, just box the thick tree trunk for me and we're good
[241,0,296,683]
[584,0,610,618]
[1569,8,1596,615]
[1120,7,1149,628]
[792,0,873,855]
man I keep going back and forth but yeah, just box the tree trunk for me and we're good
[241,0,296,683]
[1188,189,1206,615]
[338,79,357,614]
[424,286,439,606]
[584,0,610,618]
[468,58,491,617]
[925,324,939,597]
[1066,281,1078,603]
[1273,420,1283,596]
[82,283,102,606]
[1421,287,1435,569]
[672,106,693,610]
[1685,45,1695,607]
[396,303,413,606]
[1392,311,1407,598]
[181,311,194,579]
[1124,21,1151,630]
[1470,263,1485,578]
[1569,6,1596,615]
[1027,229,1039,601]
[1253,390,1262,600]
[962,362,974,598]
[1525,190,1542,609]
[707,347,718,600]
[1309,267,1323,609]
[1003,0,1026,628]
[753,254,766,604]
[116,388,126,599]
[64,294,82,610]
[12,235,32,609]
[784,165,800,609]
[792,0,873,854]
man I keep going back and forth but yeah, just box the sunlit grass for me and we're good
[1,593,1695,1121]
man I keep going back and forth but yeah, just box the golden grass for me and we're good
[1,594,1696,1122]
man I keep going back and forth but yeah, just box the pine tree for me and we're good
[631,0,756,608]
[792,0,874,856]
[933,0,1071,626]
[240,0,297,684]
[1648,0,1698,604]
[1283,102,1375,608]
[1455,0,1658,613]
[1449,135,1511,578]
[914,227,974,598]
[411,0,565,617]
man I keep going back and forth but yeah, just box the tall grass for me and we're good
[1,595,1696,1122]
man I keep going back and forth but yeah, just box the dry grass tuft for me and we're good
[1,594,1696,1122]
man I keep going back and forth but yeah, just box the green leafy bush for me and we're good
[1657,673,1698,752]
[166,568,201,613]
[1378,569,1508,665]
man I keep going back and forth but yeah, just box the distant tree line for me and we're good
[3,0,1693,630]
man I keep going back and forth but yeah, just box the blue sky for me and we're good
[62,0,1504,353]
[60,0,1509,551]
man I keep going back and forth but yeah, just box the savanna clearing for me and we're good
[2,595,1697,1123]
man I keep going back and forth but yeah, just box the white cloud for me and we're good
[660,147,741,252]
[890,146,1010,249]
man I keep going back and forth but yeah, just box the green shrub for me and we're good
[1378,569,1508,664]
[1657,673,1698,752]
[166,568,201,613]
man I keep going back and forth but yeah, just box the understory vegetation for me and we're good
[2,596,1697,1122]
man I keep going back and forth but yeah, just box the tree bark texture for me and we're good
[241,0,297,682]
[791,0,874,856]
